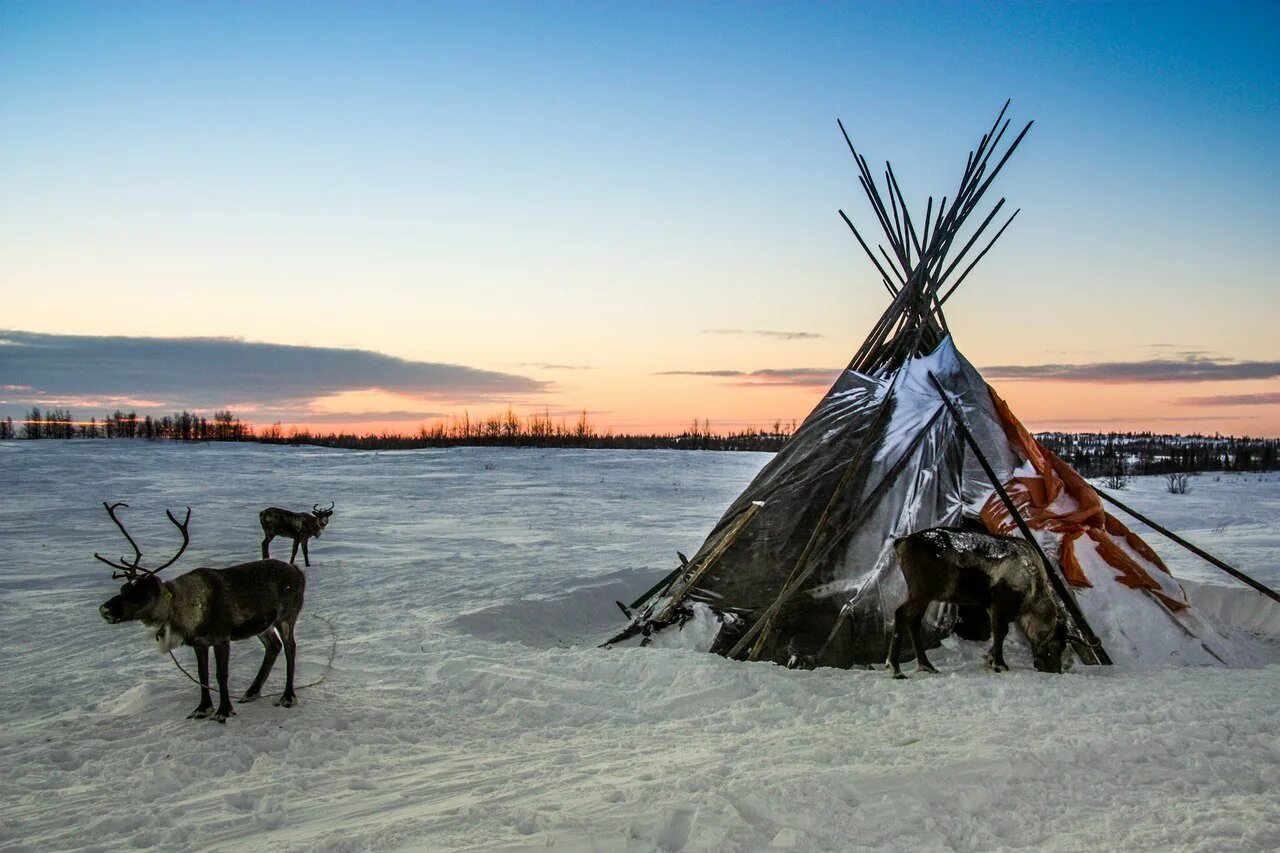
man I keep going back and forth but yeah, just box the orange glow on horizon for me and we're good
[238,374,1280,439]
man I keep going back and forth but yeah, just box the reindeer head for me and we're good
[311,501,334,536]
[1031,621,1071,673]
[96,502,190,625]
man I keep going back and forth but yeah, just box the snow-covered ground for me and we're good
[1,442,1277,851]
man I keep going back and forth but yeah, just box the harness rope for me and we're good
[166,612,339,697]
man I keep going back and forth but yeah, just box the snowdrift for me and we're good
[0,443,1277,851]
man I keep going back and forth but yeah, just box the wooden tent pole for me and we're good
[604,503,766,647]
[878,245,907,287]
[654,501,764,622]
[934,197,1007,285]
[1095,489,1280,605]
[628,565,683,612]
[927,372,1112,665]
[938,209,1021,305]
[839,209,900,288]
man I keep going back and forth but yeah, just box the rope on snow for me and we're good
[166,612,339,697]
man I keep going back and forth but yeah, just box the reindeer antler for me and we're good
[94,502,192,581]
[139,507,191,578]
[94,502,143,579]
[314,501,334,513]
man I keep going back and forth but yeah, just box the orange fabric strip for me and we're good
[979,386,1187,610]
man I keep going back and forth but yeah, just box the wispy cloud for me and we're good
[0,330,547,420]
[1175,392,1280,407]
[982,355,1280,384]
[658,370,745,378]
[282,410,449,425]
[657,367,840,387]
[702,329,825,341]
[514,363,596,371]
[1041,416,1259,427]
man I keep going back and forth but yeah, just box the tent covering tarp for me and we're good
[629,338,1231,668]
[649,338,1019,667]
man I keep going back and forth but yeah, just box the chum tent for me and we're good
[607,103,1251,669]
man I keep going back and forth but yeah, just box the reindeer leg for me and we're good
[188,645,214,719]
[241,630,282,702]
[290,538,300,565]
[906,602,938,674]
[261,533,273,559]
[274,621,298,708]
[301,539,310,568]
[212,641,236,722]
[887,604,910,678]
[986,606,1010,672]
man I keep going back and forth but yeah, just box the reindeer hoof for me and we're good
[274,694,297,708]
[212,706,236,723]
[188,706,214,720]
[890,670,907,680]
[239,693,260,703]
[916,665,938,674]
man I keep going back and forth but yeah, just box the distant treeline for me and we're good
[4,407,794,452]
[1035,431,1280,476]
[6,407,1279,471]
[3,407,251,441]
[267,411,798,452]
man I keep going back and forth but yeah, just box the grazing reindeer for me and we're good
[96,502,305,722]
[260,502,334,567]
[886,526,1071,678]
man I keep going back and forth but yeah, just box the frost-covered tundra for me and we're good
[95,502,306,722]
[887,526,1070,677]
[260,501,334,567]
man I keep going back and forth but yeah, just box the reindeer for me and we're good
[96,502,305,722]
[260,502,334,567]
[886,526,1071,678]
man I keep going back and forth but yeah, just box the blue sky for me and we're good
[2,2,1278,433]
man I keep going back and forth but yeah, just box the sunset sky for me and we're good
[2,2,1278,435]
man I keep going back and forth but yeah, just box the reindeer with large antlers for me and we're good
[96,502,306,722]
[260,502,334,567]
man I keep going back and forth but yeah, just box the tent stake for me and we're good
[927,372,1112,666]
[1095,489,1280,605]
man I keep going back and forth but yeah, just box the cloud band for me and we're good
[0,330,546,419]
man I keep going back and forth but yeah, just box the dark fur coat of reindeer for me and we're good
[886,526,1070,678]
[96,502,306,722]
[260,502,333,567]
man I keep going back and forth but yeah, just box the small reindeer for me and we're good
[260,502,334,567]
[886,526,1071,678]
[96,502,305,722]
